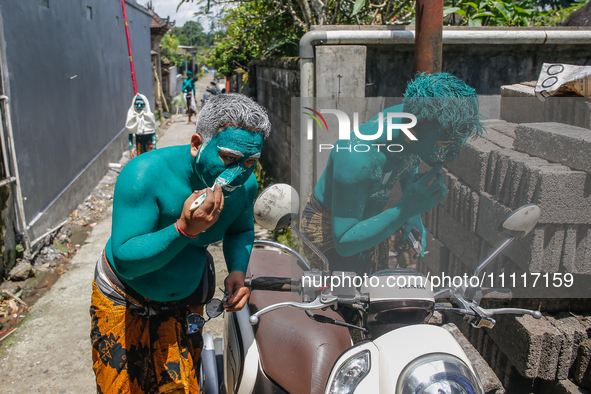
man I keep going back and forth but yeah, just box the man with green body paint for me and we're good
[302,73,483,275]
[182,71,196,124]
[90,94,270,393]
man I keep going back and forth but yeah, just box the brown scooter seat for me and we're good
[247,249,351,394]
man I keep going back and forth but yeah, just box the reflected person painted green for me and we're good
[304,73,483,273]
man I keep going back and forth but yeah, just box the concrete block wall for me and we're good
[421,119,591,277]
[418,117,591,392]
[448,312,591,393]
[248,58,299,185]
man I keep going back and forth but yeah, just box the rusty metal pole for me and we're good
[414,0,443,74]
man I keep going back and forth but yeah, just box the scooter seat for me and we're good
[247,249,351,394]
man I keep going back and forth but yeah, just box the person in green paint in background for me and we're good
[90,93,270,394]
[301,73,483,276]
[182,71,197,124]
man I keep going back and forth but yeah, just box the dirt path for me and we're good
[0,73,273,393]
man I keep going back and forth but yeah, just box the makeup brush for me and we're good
[189,166,245,211]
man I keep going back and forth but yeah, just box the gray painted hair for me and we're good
[195,93,271,142]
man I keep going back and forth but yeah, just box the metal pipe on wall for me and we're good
[0,96,30,250]
[299,31,326,217]
[299,58,315,216]
[306,29,591,46]
[414,0,443,73]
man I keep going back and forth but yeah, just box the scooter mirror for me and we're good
[205,298,224,319]
[499,204,540,239]
[253,184,300,231]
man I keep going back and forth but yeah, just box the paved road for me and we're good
[0,73,269,393]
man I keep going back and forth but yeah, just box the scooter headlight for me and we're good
[397,353,483,394]
[328,350,371,394]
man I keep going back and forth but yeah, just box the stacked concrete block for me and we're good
[427,122,591,276]
[574,339,591,390]
[450,312,591,382]
[500,83,591,130]
[482,119,517,138]
[514,123,591,174]
[545,313,589,380]
[445,137,498,192]
[486,314,563,381]
[483,148,591,224]
[540,379,591,394]
[415,115,591,392]
[500,83,544,125]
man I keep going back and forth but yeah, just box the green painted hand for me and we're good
[402,214,427,259]
[398,164,446,219]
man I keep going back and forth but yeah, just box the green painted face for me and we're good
[195,127,263,192]
[134,96,145,112]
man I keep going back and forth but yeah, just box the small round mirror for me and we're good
[253,184,300,231]
[205,298,224,319]
[499,204,540,239]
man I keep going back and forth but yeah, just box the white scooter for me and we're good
[200,184,543,394]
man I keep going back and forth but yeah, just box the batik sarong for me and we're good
[300,193,390,275]
[91,260,204,394]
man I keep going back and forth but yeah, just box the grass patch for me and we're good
[53,241,68,253]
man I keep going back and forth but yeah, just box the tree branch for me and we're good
[371,7,382,23]
[295,0,315,27]
[283,0,309,29]
[331,0,342,24]
[310,0,327,25]
[386,0,412,21]
[369,0,389,9]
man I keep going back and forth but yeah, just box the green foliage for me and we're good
[274,227,292,248]
[53,241,68,253]
[179,0,581,77]
[352,0,367,16]
[444,0,546,26]
[15,244,24,259]
[169,21,215,49]
[161,34,186,67]
[154,109,163,122]
[209,1,305,77]
[443,0,585,26]
[533,0,588,25]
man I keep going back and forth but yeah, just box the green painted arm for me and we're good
[330,172,414,257]
[110,157,191,280]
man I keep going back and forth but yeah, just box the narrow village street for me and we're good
[2,1,591,392]
[0,73,238,393]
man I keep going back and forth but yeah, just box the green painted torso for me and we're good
[106,144,256,302]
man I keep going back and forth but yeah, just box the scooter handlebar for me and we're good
[245,276,294,292]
